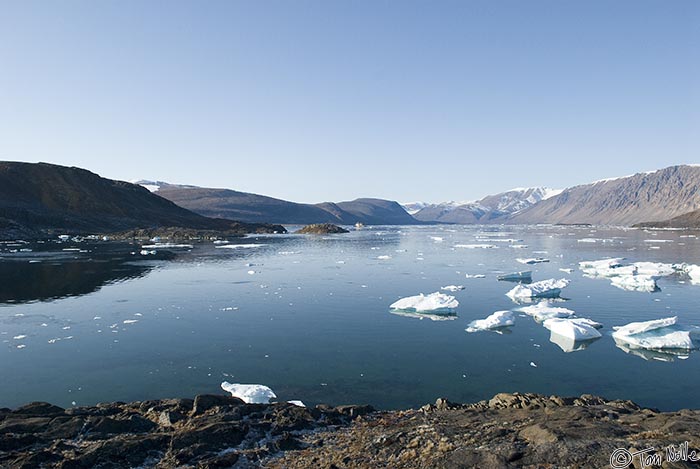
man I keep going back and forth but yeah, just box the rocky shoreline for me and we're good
[2,393,700,468]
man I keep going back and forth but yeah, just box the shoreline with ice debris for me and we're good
[3,391,700,468]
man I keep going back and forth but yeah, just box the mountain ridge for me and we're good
[0,162,285,240]
[140,181,420,226]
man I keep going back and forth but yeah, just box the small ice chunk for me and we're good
[529,362,537,368]
[221,382,277,404]
[517,257,549,265]
[430,236,443,242]
[454,244,497,249]
[517,301,575,321]
[123,319,139,324]
[390,292,458,312]
[13,335,27,340]
[559,268,574,273]
[288,400,306,407]
[377,255,392,260]
[464,274,486,279]
[543,318,602,341]
[216,244,267,249]
[141,243,193,249]
[506,278,570,301]
[441,285,465,292]
[247,270,256,275]
[497,271,532,281]
[466,310,514,333]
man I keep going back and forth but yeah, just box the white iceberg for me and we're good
[548,333,600,353]
[390,292,458,312]
[441,285,465,292]
[610,275,659,292]
[221,382,277,404]
[680,264,700,285]
[466,310,514,333]
[497,271,532,282]
[506,278,570,301]
[612,317,696,351]
[578,258,626,277]
[517,301,575,321]
[542,317,602,341]
[516,257,549,265]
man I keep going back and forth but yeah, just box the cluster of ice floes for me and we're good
[466,311,514,333]
[612,317,697,352]
[454,244,498,249]
[506,278,570,302]
[579,258,700,292]
[390,292,458,312]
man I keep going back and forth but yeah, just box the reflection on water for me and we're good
[614,339,692,362]
[0,244,155,304]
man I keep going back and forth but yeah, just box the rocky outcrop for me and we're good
[635,207,700,229]
[270,393,700,469]
[295,223,350,234]
[0,162,285,240]
[3,392,700,468]
[0,395,372,468]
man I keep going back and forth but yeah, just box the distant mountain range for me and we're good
[408,187,561,224]
[508,165,700,226]
[137,165,700,227]
[0,162,284,240]
[135,181,418,225]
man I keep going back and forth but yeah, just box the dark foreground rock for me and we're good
[2,393,700,468]
[295,223,349,234]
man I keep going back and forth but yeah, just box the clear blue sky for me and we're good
[1,1,698,203]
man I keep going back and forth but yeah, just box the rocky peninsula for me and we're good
[2,392,699,468]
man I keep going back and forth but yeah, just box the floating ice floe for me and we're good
[216,244,267,249]
[517,257,549,265]
[579,258,683,292]
[542,318,602,341]
[548,333,600,353]
[610,275,659,292]
[377,255,392,260]
[516,301,575,321]
[441,285,465,292]
[430,236,444,242]
[454,244,497,249]
[497,271,532,282]
[221,382,277,404]
[288,400,306,407]
[464,274,486,279]
[506,278,569,301]
[678,264,700,285]
[465,311,514,333]
[612,317,696,351]
[390,292,458,312]
[141,243,194,249]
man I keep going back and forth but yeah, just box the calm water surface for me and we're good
[2,225,700,410]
